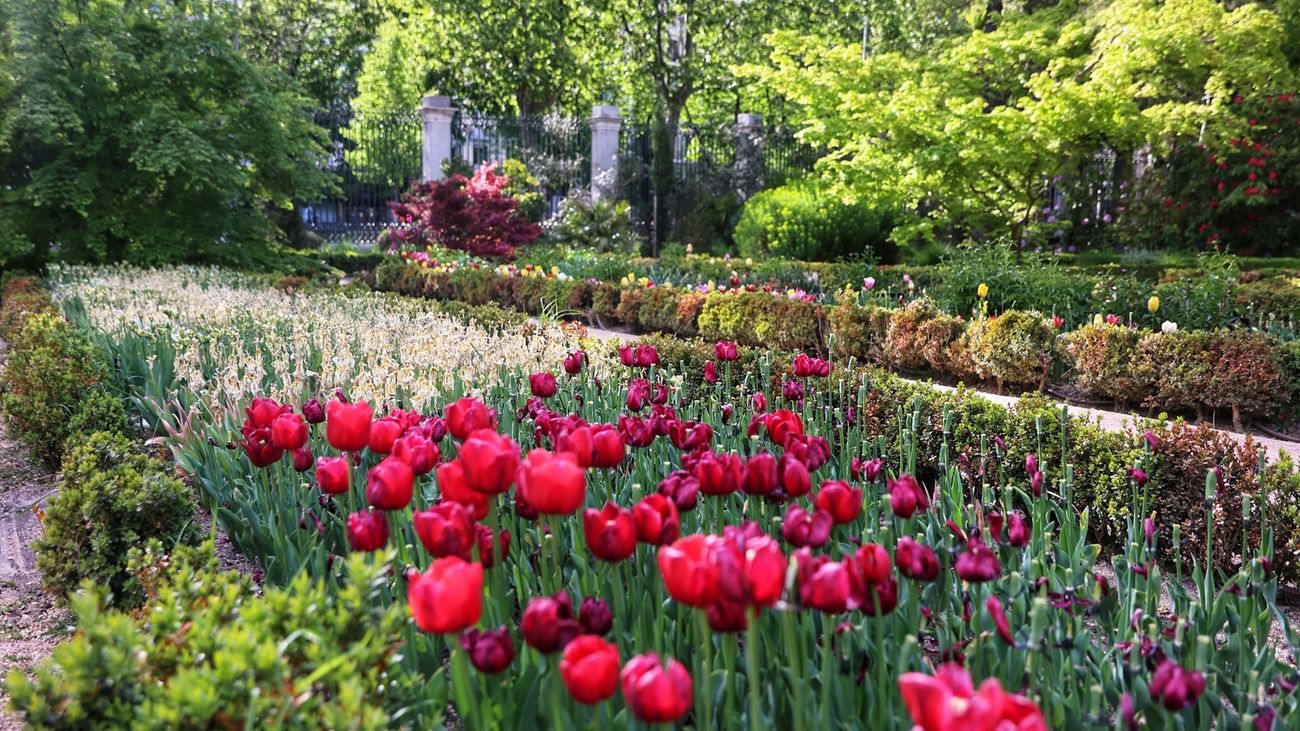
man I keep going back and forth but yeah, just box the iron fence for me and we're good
[451,113,591,217]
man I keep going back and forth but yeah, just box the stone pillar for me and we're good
[420,95,456,182]
[589,105,622,202]
[734,113,764,201]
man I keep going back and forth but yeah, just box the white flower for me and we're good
[1161,321,1178,333]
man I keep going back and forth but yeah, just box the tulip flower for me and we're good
[851,456,884,483]
[896,537,941,582]
[1007,513,1030,548]
[704,361,718,384]
[460,626,515,674]
[855,543,892,584]
[458,429,521,495]
[326,399,372,452]
[1127,467,1149,487]
[751,392,768,413]
[977,282,989,299]
[898,664,1046,731]
[863,276,876,290]
[578,597,613,636]
[792,353,831,378]
[407,556,483,634]
[346,509,389,552]
[857,576,898,616]
[583,502,637,562]
[392,432,439,475]
[742,452,778,496]
[366,456,414,511]
[714,340,740,361]
[1162,320,1178,333]
[657,470,701,512]
[621,653,694,723]
[777,454,812,498]
[516,449,586,515]
[986,595,1014,645]
[889,474,928,518]
[291,446,314,472]
[562,350,587,376]
[270,412,308,451]
[815,480,863,524]
[1148,295,1160,314]
[955,537,1002,583]
[521,593,581,653]
[589,424,626,468]
[1143,430,1160,451]
[633,493,681,545]
[316,455,351,495]
[1150,660,1206,711]
[781,505,833,548]
[436,459,489,520]
[414,501,475,559]
[561,636,620,704]
[657,535,721,607]
[799,559,851,613]
[529,372,558,398]
[445,396,497,441]
[695,450,743,495]
[241,428,283,467]
[300,397,326,424]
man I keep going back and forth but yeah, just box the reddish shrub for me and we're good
[387,163,542,258]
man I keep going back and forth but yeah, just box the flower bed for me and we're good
[16,265,1298,729]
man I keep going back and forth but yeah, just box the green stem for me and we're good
[780,609,806,731]
[697,610,714,731]
[451,646,480,731]
[746,608,762,731]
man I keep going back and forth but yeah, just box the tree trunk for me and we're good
[982,0,1003,32]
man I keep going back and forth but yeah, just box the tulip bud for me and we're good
[578,597,614,636]
[460,626,516,674]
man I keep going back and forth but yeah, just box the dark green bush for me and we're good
[7,542,409,729]
[545,198,643,253]
[35,431,195,608]
[733,183,896,263]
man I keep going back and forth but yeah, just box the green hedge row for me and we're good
[375,259,1300,427]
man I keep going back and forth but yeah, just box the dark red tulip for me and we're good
[742,452,778,496]
[366,456,414,511]
[714,340,739,361]
[634,344,660,368]
[657,470,700,511]
[1120,694,1138,730]
[407,556,482,634]
[800,559,851,613]
[241,428,283,467]
[704,361,718,384]
[1150,660,1206,711]
[896,537,941,582]
[721,404,734,423]
[707,599,749,632]
[326,399,372,452]
[584,502,638,562]
[474,524,510,569]
[517,449,586,515]
[1128,467,1149,487]
[561,636,620,704]
[852,456,884,482]
[782,379,805,402]
[621,653,693,723]
[436,459,489,520]
[778,454,812,498]
[301,397,326,424]
[633,493,681,546]
[460,626,515,673]
[626,379,650,411]
[657,535,721,608]
[521,593,581,653]
[695,450,743,495]
[421,416,448,442]
[1025,453,1038,476]
[752,392,768,413]
[783,432,831,471]
[888,473,928,518]
[316,455,351,495]
[988,512,1005,542]
[291,446,314,472]
[530,372,559,398]
[579,597,613,636]
[781,505,833,548]
[792,353,831,378]
[1030,470,1044,497]
[414,501,475,558]
[955,537,1002,583]
[986,595,1014,645]
[1143,430,1160,451]
[270,412,309,451]
[563,350,587,375]
[858,576,898,616]
[1007,513,1030,548]
[458,429,521,495]
[855,543,892,584]
[445,396,497,441]
[618,414,654,447]
[346,509,389,552]
[392,432,439,475]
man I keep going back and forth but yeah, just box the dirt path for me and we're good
[0,413,69,730]
[568,321,1300,462]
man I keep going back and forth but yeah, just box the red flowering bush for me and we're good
[386,163,543,258]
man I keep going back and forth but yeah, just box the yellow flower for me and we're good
[1093,313,1104,326]
[977,282,989,299]
[1147,296,1160,314]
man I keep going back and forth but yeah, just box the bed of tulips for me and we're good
[53,267,1300,729]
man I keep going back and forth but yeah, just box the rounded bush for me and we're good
[966,310,1060,391]
[733,184,896,263]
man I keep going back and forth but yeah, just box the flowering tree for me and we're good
[386,163,543,259]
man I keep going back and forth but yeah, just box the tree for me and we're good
[0,0,330,266]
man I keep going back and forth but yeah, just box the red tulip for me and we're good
[392,432,439,475]
[326,399,372,452]
[752,392,768,413]
[815,480,862,524]
[1007,513,1030,548]
[741,535,786,607]
[657,535,721,608]
[590,424,626,468]
[694,450,743,496]
[621,653,693,723]
[742,452,778,496]
[517,449,586,515]
[778,454,811,498]
[708,599,749,632]
[563,350,587,375]
[799,559,851,613]
[583,502,637,562]
[291,446,314,472]
[986,595,1014,645]
[764,409,804,445]
[367,416,403,454]
[561,636,620,704]
[626,379,650,411]
[781,505,833,548]
[988,512,1005,542]
[301,397,326,424]
[633,493,681,546]
[857,576,898,616]
[1128,467,1149,487]
[855,543,892,584]
[888,473,928,518]
[407,556,483,634]
[657,470,700,512]
[436,459,489,520]
[346,510,389,552]
[578,597,613,636]
[1150,660,1206,711]
[714,340,740,361]
[270,412,308,451]
[474,524,510,569]
[316,455,351,495]
[245,397,285,429]
[618,414,654,448]
[792,353,831,378]
[896,537,941,582]
[366,456,414,511]
[955,537,1001,583]
[521,592,581,653]
[458,429,520,495]
[704,361,718,384]
[460,626,515,673]
[530,372,559,398]
[445,396,496,441]
[899,664,1047,731]
[241,428,283,467]
[851,456,884,482]
[414,501,475,558]
[782,379,805,401]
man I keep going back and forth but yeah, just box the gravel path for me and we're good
[568,321,1300,461]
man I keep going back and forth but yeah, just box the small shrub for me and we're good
[0,276,54,341]
[733,183,896,262]
[1064,324,1145,406]
[65,389,130,447]
[385,162,542,258]
[545,198,643,253]
[828,296,890,364]
[965,311,1060,392]
[35,431,195,608]
[1201,331,1288,429]
[884,300,946,371]
[7,542,408,729]
[1131,331,1212,417]
[697,291,826,352]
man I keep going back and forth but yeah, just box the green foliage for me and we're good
[0,275,54,341]
[34,432,195,608]
[0,0,330,266]
[8,542,409,729]
[696,291,826,352]
[65,390,130,449]
[545,198,644,253]
[0,313,112,467]
[734,183,897,262]
[1065,324,1145,405]
[965,311,1060,391]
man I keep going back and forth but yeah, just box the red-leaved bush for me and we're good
[386,163,542,258]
